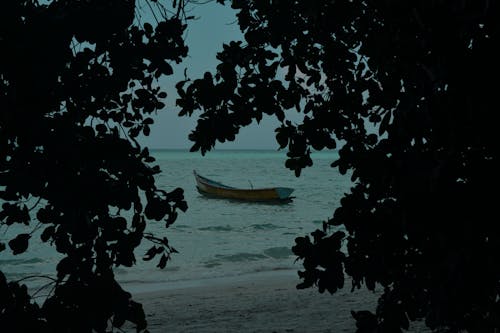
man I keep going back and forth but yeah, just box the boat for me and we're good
[193,170,294,202]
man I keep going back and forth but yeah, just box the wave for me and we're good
[0,257,45,265]
[202,247,293,268]
[214,252,267,262]
[263,247,293,259]
[250,223,282,230]
[198,225,234,232]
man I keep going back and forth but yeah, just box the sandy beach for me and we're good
[131,270,387,333]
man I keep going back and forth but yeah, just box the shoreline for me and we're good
[130,270,381,333]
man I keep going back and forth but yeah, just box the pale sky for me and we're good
[139,2,283,150]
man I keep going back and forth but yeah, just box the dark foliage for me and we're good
[178,1,500,332]
[1,1,191,332]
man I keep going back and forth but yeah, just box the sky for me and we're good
[139,2,283,150]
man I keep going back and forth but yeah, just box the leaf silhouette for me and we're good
[8,234,30,255]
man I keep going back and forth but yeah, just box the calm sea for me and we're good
[0,149,351,293]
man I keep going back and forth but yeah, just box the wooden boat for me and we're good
[194,170,294,202]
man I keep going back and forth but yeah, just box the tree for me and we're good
[177,1,500,332]
[0,1,192,331]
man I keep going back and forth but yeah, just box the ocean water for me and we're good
[0,149,351,293]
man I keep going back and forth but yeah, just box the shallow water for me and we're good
[0,149,351,292]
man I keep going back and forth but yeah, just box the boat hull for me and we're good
[194,171,294,202]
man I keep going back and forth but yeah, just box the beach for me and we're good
[1,151,429,332]
[131,270,382,333]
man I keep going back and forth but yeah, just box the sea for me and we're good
[0,149,352,294]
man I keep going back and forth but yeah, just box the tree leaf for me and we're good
[379,110,392,135]
[8,234,31,255]
[143,246,158,261]
[40,226,56,242]
[156,254,168,269]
